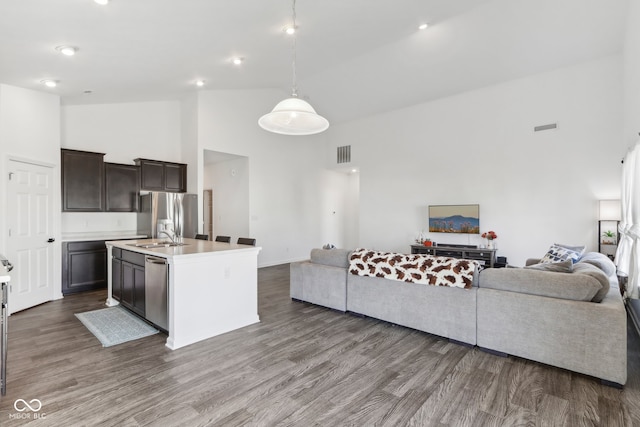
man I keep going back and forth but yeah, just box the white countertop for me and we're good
[105,238,261,260]
[61,231,147,242]
[0,275,10,283]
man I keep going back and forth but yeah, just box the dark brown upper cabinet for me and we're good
[135,158,187,193]
[105,163,140,212]
[61,149,105,212]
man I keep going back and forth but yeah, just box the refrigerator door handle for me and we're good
[174,197,183,239]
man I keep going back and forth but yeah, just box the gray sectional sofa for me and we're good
[290,248,627,386]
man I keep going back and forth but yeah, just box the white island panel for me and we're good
[168,250,259,350]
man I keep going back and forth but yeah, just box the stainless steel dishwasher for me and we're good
[145,256,168,331]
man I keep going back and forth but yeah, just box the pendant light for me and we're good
[259,0,329,135]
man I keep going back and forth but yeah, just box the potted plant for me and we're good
[602,230,617,245]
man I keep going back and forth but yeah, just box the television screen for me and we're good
[428,204,480,234]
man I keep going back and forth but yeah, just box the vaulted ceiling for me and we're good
[0,0,628,124]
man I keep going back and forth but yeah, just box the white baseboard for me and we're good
[258,256,309,268]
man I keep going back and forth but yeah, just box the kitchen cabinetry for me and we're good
[135,158,187,192]
[112,248,145,317]
[105,163,140,212]
[62,240,107,295]
[61,149,105,212]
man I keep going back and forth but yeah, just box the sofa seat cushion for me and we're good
[310,248,351,268]
[479,261,609,302]
[349,248,477,289]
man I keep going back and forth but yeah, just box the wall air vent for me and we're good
[534,123,558,132]
[337,145,351,164]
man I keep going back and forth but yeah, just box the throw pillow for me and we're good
[554,243,587,254]
[540,243,585,264]
[524,259,573,273]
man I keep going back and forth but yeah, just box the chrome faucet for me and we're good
[157,230,176,244]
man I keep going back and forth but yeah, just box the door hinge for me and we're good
[7,229,11,237]
[8,172,14,181]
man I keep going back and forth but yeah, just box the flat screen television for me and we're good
[428,204,480,234]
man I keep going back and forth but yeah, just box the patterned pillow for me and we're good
[540,243,585,264]
[524,259,573,273]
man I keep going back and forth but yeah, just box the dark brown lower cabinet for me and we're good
[112,249,145,317]
[112,255,122,300]
[62,241,107,295]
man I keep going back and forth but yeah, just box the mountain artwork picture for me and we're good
[428,204,480,234]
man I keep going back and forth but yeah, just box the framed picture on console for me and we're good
[428,204,480,234]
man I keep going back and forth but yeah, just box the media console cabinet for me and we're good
[410,244,497,268]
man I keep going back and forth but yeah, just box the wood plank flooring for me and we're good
[1,263,639,426]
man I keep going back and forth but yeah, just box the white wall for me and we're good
[62,101,181,163]
[0,84,61,295]
[624,0,640,149]
[343,172,360,249]
[196,89,349,266]
[181,94,199,194]
[330,55,623,266]
[61,101,183,233]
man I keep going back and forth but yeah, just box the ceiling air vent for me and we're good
[337,145,351,164]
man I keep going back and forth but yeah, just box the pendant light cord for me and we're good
[291,0,298,98]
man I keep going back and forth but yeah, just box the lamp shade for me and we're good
[599,199,621,221]
[258,97,329,136]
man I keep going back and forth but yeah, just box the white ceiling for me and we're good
[0,0,628,124]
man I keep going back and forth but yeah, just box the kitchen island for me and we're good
[105,238,261,350]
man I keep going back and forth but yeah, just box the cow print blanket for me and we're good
[349,248,477,289]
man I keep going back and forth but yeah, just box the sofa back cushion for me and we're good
[310,248,351,268]
[479,262,609,302]
[577,252,616,278]
[571,262,611,302]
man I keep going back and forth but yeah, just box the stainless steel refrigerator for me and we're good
[137,192,198,240]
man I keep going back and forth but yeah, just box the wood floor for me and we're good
[1,264,640,426]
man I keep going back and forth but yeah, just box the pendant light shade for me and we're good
[259,96,329,135]
[259,0,329,136]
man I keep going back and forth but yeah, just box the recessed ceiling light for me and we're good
[232,57,244,65]
[284,26,296,35]
[40,79,58,88]
[195,80,205,87]
[351,169,358,173]
[55,46,78,56]
[94,0,109,5]
[418,23,429,30]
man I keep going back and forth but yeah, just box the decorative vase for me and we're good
[487,240,493,249]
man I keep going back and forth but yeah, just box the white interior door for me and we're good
[6,159,55,314]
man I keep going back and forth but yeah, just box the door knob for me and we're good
[47,238,55,243]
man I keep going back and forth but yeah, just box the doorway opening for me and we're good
[203,150,250,243]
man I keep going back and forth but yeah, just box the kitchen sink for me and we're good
[128,241,188,249]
